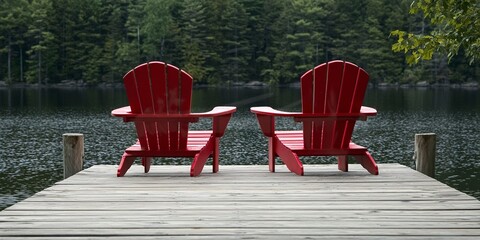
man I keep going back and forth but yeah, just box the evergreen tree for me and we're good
[177,0,208,83]
[142,0,175,62]
[201,0,227,84]
[218,0,249,84]
[0,0,30,83]
[119,0,146,69]
[102,0,130,83]
[25,0,56,84]
[271,0,331,84]
[356,0,396,84]
[241,0,284,83]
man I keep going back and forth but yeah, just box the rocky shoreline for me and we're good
[376,81,479,89]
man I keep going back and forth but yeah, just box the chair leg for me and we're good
[274,136,303,176]
[338,156,348,172]
[142,157,151,173]
[191,136,215,177]
[212,138,219,173]
[117,153,136,177]
[268,138,275,172]
[353,152,379,175]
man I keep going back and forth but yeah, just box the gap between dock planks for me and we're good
[0,163,479,239]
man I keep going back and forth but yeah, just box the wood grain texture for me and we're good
[62,133,84,179]
[415,133,436,177]
[0,164,479,239]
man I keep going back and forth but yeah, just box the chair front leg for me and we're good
[191,135,215,177]
[142,157,151,173]
[117,153,136,177]
[353,152,379,175]
[212,137,219,173]
[268,137,276,172]
[274,136,304,176]
[338,156,348,172]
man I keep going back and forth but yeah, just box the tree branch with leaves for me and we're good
[391,0,479,65]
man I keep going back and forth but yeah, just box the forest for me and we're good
[0,0,478,86]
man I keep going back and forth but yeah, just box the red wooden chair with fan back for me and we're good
[251,60,378,176]
[112,61,236,177]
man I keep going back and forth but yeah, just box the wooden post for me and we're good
[414,133,436,178]
[63,133,84,179]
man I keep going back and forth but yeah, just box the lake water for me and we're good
[0,87,479,210]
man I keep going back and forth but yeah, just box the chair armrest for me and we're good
[112,106,236,118]
[111,106,133,117]
[251,106,301,117]
[250,105,377,137]
[191,106,237,117]
[194,106,236,137]
[111,106,199,123]
[360,106,377,117]
[251,106,376,119]
[112,106,236,137]
[295,106,377,121]
[250,106,294,137]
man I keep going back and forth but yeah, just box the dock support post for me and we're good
[63,133,84,179]
[414,133,436,178]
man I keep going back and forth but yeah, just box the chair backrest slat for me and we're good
[300,70,314,149]
[312,64,328,149]
[123,62,193,152]
[124,63,151,151]
[166,65,180,151]
[300,60,369,150]
[150,62,168,113]
[342,64,369,147]
[334,62,361,148]
[179,70,193,149]
[149,62,169,150]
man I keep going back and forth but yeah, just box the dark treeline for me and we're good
[0,0,478,86]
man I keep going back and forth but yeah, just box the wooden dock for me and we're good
[0,163,479,239]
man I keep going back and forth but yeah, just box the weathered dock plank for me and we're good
[0,163,479,239]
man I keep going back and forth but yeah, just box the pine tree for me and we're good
[177,0,209,83]
[218,0,249,84]
[270,0,331,84]
[102,0,130,82]
[0,0,30,83]
[142,0,176,62]
[241,0,284,84]
[118,0,146,69]
[25,0,56,84]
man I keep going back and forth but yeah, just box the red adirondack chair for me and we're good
[251,60,378,176]
[112,62,236,177]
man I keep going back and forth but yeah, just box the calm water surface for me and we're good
[0,87,479,209]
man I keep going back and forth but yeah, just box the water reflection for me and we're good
[0,87,479,210]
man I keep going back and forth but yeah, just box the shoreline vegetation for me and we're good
[1,0,478,87]
[0,80,478,90]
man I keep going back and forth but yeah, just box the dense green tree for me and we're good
[177,0,209,83]
[49,0,75,82]
[25,0,56,84]
[101,0,130,82]
[218,0,249,84]
[201,0,230,84]
[270,0,333,84]
[119,0,146,69]
[0,0,30,83]
[355,0,402,84]
[142,0,175,61]
[240,0,283,83]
